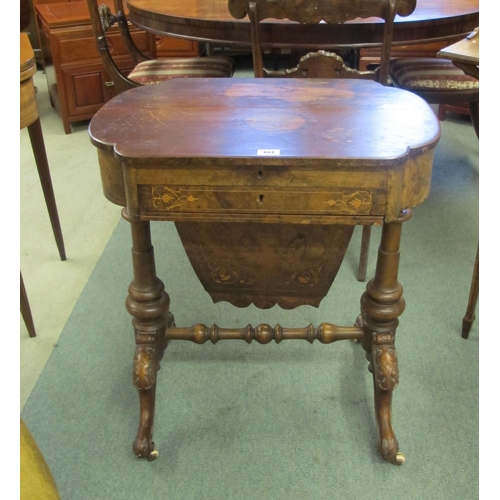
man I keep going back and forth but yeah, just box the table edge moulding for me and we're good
[124,0,479,48]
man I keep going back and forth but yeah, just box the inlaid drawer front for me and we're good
[137,184,386,216]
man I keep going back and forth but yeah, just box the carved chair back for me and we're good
[112,0,151,65]
[87,0,142,94]
[228,0,417,83]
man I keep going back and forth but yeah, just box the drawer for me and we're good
[155,36,199,57]
[57,29,152,64]
[135,163,388,189]
[130,162,389,218]
[136,183,386,217]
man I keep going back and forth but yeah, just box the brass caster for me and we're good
[392,452,405,465]
[135,440,159,461]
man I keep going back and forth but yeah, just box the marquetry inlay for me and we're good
[151,185,199,211]
[324,190,372,215]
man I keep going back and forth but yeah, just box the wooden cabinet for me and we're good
[35,0,155,133]
[34,0,199,134]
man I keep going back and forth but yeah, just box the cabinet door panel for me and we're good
[63,63,114,117]
[71,71,107,108]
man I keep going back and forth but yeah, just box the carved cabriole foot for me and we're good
[123,210,170,461]
[371,331,404,465]
[359,210,410,465]
[132,341,160,461]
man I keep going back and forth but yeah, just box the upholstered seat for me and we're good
[21,419,61,499]
[128,57,236,85]
[389,57,479,92]
[389,54,479,139]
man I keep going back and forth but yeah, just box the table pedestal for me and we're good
[127,210,410,465]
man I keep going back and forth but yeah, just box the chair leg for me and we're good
[20,273,36,338]
[437,104,447,121]
[27,118,66,261]
[462,246,479,339]
[461,99,478,339]
[357,225,371,282]
[469,101,479,139]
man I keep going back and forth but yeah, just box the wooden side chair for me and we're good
[228,0,408,83]
[87,0,235,95]
[228,0,417,282]
[390,33,479,338]
[436,32,479,338]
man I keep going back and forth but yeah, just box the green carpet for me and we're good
[21,113,479,499]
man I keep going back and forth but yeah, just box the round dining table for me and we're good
[125,0,479,49]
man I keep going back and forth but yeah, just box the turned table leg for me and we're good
[123,210,171,460]
[360,210,410,465]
